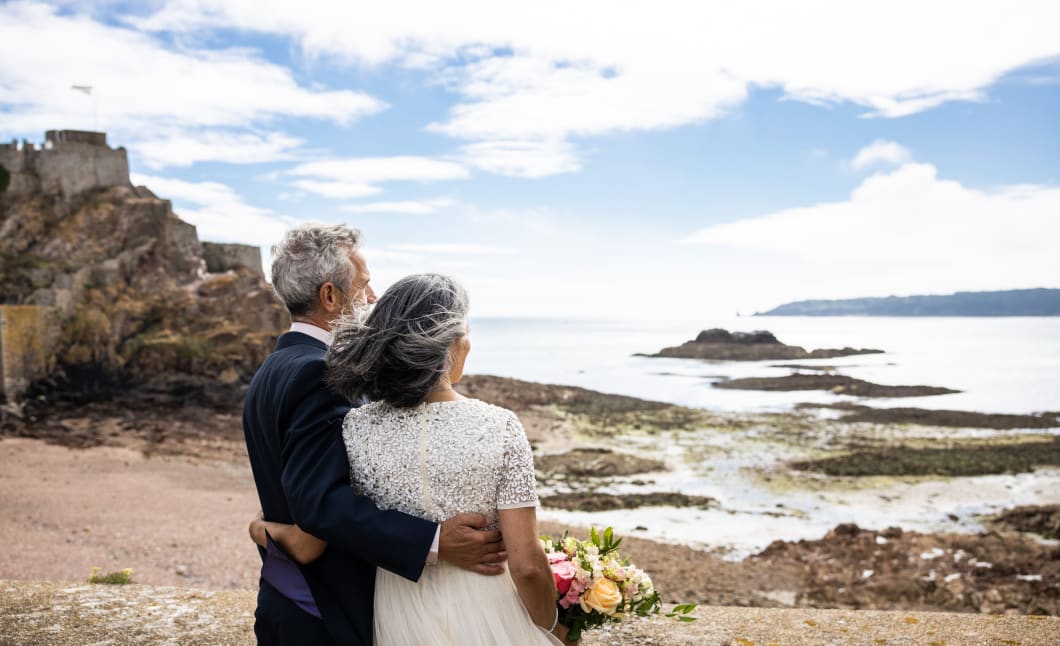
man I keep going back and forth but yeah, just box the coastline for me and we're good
[1,373,1057,615]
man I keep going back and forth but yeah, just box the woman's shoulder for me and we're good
[342,400,392,428]
[442,397,518,422]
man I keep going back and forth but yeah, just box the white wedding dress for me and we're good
[342,398,562,646]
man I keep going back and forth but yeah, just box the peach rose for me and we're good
[579,577,622,615]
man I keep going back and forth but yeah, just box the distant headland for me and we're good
[757,288,1060,317]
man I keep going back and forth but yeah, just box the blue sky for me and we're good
[2,1,1058,318]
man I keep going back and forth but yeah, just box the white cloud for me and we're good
[132,130,304,169]
[459,139,580,178]
[341,198,456,215]
[135,1,1060,177]
[685,162,1060,295]
[292,179,381,199]
[389,243,516,255]
[390,242,517,255]
[288,156,469,198]
[850,140,912,171]
[131,172,296,247]
[0,2,383,138]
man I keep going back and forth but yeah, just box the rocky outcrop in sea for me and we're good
[640,328,883,361]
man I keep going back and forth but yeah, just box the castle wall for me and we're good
[0,141,43,196]
[201,242,264,277]
[0,305,61,403]
[37,141,130,197]
[0,132,129,199]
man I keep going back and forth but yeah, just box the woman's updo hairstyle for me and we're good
[326,273,470,407]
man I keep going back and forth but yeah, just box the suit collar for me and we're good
[275,331,327,352]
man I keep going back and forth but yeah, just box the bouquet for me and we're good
[540,526,696,640]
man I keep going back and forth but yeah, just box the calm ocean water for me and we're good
[466,316,1060,415]
[467,316,1060,554]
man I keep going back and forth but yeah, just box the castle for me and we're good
[0,130,280,404]
[0,130,131,198]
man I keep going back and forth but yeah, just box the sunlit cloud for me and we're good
[459,139,580,178]
[136,1,1060,177]
[0,2,384,138]
[341,198,457,215]
[850,140,912,171]
[389,243,516,255]
[685,161,1060,296]
[132,130,305,169]
[288,156,469,199]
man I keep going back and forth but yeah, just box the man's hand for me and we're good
[438,513,506,575]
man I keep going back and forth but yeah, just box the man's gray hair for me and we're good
[270,223,362,316]
[326,274,470,407]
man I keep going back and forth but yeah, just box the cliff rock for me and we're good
[0,131,287,403]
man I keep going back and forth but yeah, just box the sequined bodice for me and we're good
[342,398,539,529]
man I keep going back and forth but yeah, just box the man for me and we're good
[243,223,505,645]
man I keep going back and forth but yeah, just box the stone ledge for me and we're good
[1,580,1057,645]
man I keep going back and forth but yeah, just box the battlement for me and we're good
[45,130,108,147]
[0,130,129,198]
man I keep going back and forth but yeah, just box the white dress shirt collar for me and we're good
[289,322,333,347]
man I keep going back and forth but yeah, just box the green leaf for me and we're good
[604,526,614,546]
[590,526,600,547]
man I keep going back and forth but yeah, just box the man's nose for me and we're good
[367,286,377,304]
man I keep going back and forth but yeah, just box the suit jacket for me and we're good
[243,331,437,645]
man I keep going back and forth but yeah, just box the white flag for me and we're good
[71,85,93,95]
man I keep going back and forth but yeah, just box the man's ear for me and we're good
[319,282,340,314]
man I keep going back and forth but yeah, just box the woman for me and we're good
[252,274,569,645]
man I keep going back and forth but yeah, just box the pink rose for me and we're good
[559,578,586,609]
[547,551,568,564]
[551,560,577,595]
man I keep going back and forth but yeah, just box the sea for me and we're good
[465,316,1060,557]
[466,316,1060,415]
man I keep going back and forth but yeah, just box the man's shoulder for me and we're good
[246,341,329,403]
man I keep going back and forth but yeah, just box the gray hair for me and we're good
[270,223,362,316]
[326,273,469,407]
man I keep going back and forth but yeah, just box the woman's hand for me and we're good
[248,511,266,547]
[246,511,328,564]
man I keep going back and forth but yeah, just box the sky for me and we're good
[1,1,1058,318]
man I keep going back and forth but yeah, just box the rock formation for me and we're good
[0,130,287,404]
[640,328,883,361]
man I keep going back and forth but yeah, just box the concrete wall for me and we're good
[0,305,61,403]
[201,242,264,277]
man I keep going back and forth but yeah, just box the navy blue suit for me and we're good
[243,331,437,645]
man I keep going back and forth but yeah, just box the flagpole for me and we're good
[70,85,95,131]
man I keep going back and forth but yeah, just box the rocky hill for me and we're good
[0,130,287,404]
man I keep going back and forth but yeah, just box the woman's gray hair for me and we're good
[326,273,470,408]
[270,223,362,316]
